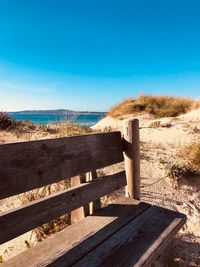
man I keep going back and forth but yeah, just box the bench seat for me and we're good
[3,197,186,267]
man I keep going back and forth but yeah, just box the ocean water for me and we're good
[8,113,105,126]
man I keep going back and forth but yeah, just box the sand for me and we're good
[0,109,200,265]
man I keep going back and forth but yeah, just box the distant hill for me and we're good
[10,109,106,115]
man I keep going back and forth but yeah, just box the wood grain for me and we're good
[74,206,186,267]
[0,132,124,199]
[0,171,126,244]
[2,198,150,267]
[123,119,141,200]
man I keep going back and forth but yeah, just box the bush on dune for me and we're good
[166,140,200,180]
[184,140,200,173]
[0,112,20,130]
[109,95,194,118]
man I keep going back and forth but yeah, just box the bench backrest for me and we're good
[0,119,140,245]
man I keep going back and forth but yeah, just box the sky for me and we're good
[0,0,200,111]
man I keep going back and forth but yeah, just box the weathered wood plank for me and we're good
[0,132,124,199]
[74,206,186,267]
[2,198,150,267]
[0,171,126,244]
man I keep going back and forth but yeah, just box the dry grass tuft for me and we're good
[109,95,194,118]
[192,99,200,110]
[166,140,200,180]
[184,140,200,173]
[0,112,20,130]
[53,123,92,137]
[165,162,198,180]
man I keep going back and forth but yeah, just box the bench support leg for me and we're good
[70,174,89,224]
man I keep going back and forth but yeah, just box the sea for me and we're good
[8,113,105,127]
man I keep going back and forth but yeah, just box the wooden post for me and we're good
[123,118,140,200]
[86,171,101,214]
[70,174,89,224]
[71,170,101,224]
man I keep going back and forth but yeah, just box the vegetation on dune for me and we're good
[184,140,200,173]
[49,123,92,137]
[165,162,198,180]
[0,111,92,138]
[166,140,200,180]
[0,112,20,130]
[36,123,92,137]
[109,95,194,118]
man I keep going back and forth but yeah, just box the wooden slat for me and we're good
[0,171,126,244]
[74,206,186,267]
[0,132,123,199]
[2,198,150,267]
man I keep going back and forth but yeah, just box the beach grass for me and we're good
[109,95,194,118]
[0,112,21,130]
[184,139,200,173]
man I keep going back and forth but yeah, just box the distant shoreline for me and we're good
[8,109,107,115]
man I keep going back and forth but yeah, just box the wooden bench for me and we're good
[0,119,186,266]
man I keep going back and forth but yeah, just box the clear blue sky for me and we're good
[0,0,200,111]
